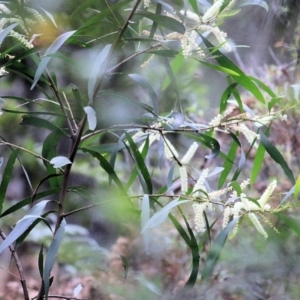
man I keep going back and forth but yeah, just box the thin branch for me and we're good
[0,140,50,163]
[45,68,75,138]
[114,0,142,46]
[0,230,30,300]
[106,42,163,74]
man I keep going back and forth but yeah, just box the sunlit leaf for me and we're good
[84,106,97,130]
[50,156,72,168]
[0,200,49,255]
[43,219,66,299]
[88,44,111,104]
[31,30,76,89]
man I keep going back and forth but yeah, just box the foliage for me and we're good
[0,0,299,299]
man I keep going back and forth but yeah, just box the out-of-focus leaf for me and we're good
[84,106,97,130]
[78,0,132,30]
[71,84,84,109]
[276,214,300,239]
[43,219,66,299]
[119,255,129,280]
[50,156,72,168]
[162,51,183,90]
[147,49,178,57]
[141,194,150,253]
[260,131,295,184]
[235,0,268,11]
[21,115,69,136]
[188,0,198,12]
[31,30,76,89]
[125,132,152,194]
[201,218,238,281]
[250,142,265,185]
[268,97,283,112]
[73,283,83,297]
[39,7,58,28]
[294,175,300,200]
[0,149,19,214]
[88,44,111,104]
[136,11,185,34]
[0,200,49,255]
[0,23,18,45]
[98,91,155,116]
[129,74,158,115]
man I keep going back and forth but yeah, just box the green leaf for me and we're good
[125,132,152,194]
[0,149,19,214]
[38,244,44,278]
[199,60,240,77]
[31,30,76,89]
[294,175,300,200]
[220,82,239,113]
[80,147,126,193]
[218,138,238,188]
[0,188,60,218]
[78,0,133,30]
[250,142,265,185]
[200,35,265,103]
[276,214,300,239]
[43,219,66,299]
[71,84,84,109]
[21,115,69,136]
[201,218,238,281]
[268,97,283,112]
[0,200,49,255]
[162,54,184,90]
[188,0,198,12]
[136,11,185,34]
[259,131,295,184]
[88,44,111,104]
[185,133,220,159]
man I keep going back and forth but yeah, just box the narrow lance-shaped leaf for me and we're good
[260,131,295,184]
[0,149,19,214]
[125,132,153,194]
[31,30,76,89]
[0,200,49,255]
[0,23,18,46]
[88,44,112,104]
[43,219,66,299]
[201,218,239,281]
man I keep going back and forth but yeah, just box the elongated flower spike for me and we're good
[258,180,277,209]
[201,0,224,23]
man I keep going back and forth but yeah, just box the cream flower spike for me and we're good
[202,0,224,23]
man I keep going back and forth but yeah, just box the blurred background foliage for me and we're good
[0,0,300,299]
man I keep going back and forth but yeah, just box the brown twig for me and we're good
[0,229,30,300]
